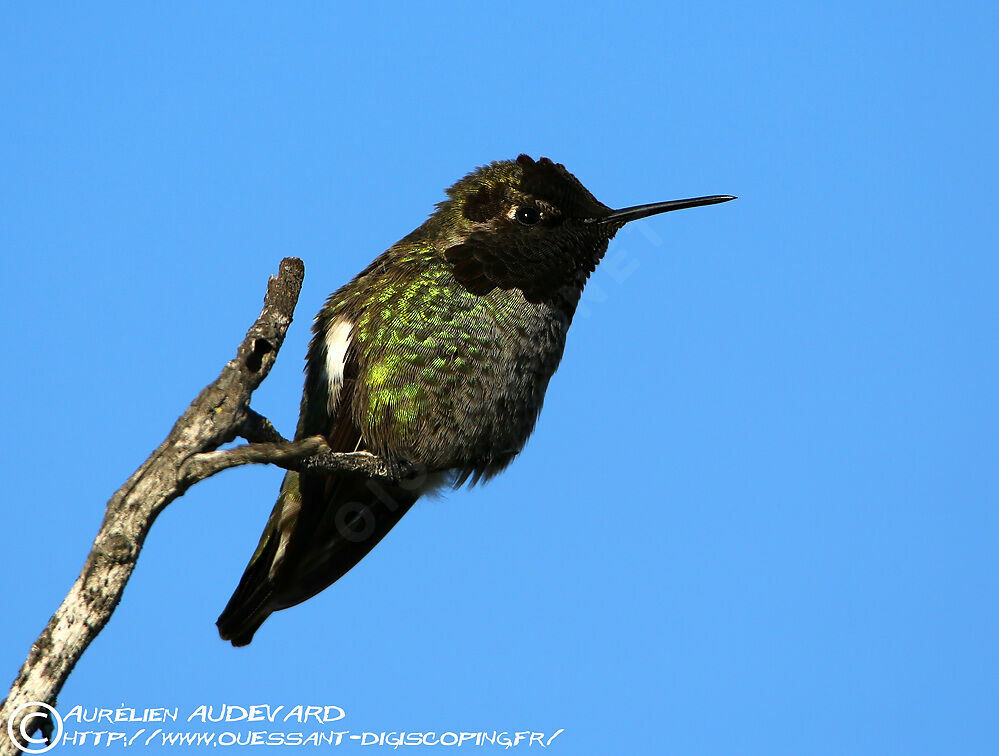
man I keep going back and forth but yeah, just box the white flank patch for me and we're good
[324,318,354,414]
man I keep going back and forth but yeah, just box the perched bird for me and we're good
[217,155,733,645]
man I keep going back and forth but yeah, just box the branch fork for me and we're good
[1,258,393,755]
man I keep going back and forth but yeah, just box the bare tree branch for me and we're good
[182,439,404,483]
[0,258,397,755]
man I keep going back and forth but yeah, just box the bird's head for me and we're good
[429,154,734,305]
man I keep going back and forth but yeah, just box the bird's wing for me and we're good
[217,313,418,645]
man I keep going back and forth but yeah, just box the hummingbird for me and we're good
[217,155,734,645]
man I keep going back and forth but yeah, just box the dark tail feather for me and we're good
[217,535,278,647]
[217,472,420,646]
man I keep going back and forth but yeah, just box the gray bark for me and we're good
[0,258,395,754]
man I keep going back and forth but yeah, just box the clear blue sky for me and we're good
[2,3,996,754]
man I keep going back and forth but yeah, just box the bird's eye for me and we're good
[514,206,542,226]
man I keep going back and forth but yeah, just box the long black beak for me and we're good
[587,195,736,225]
